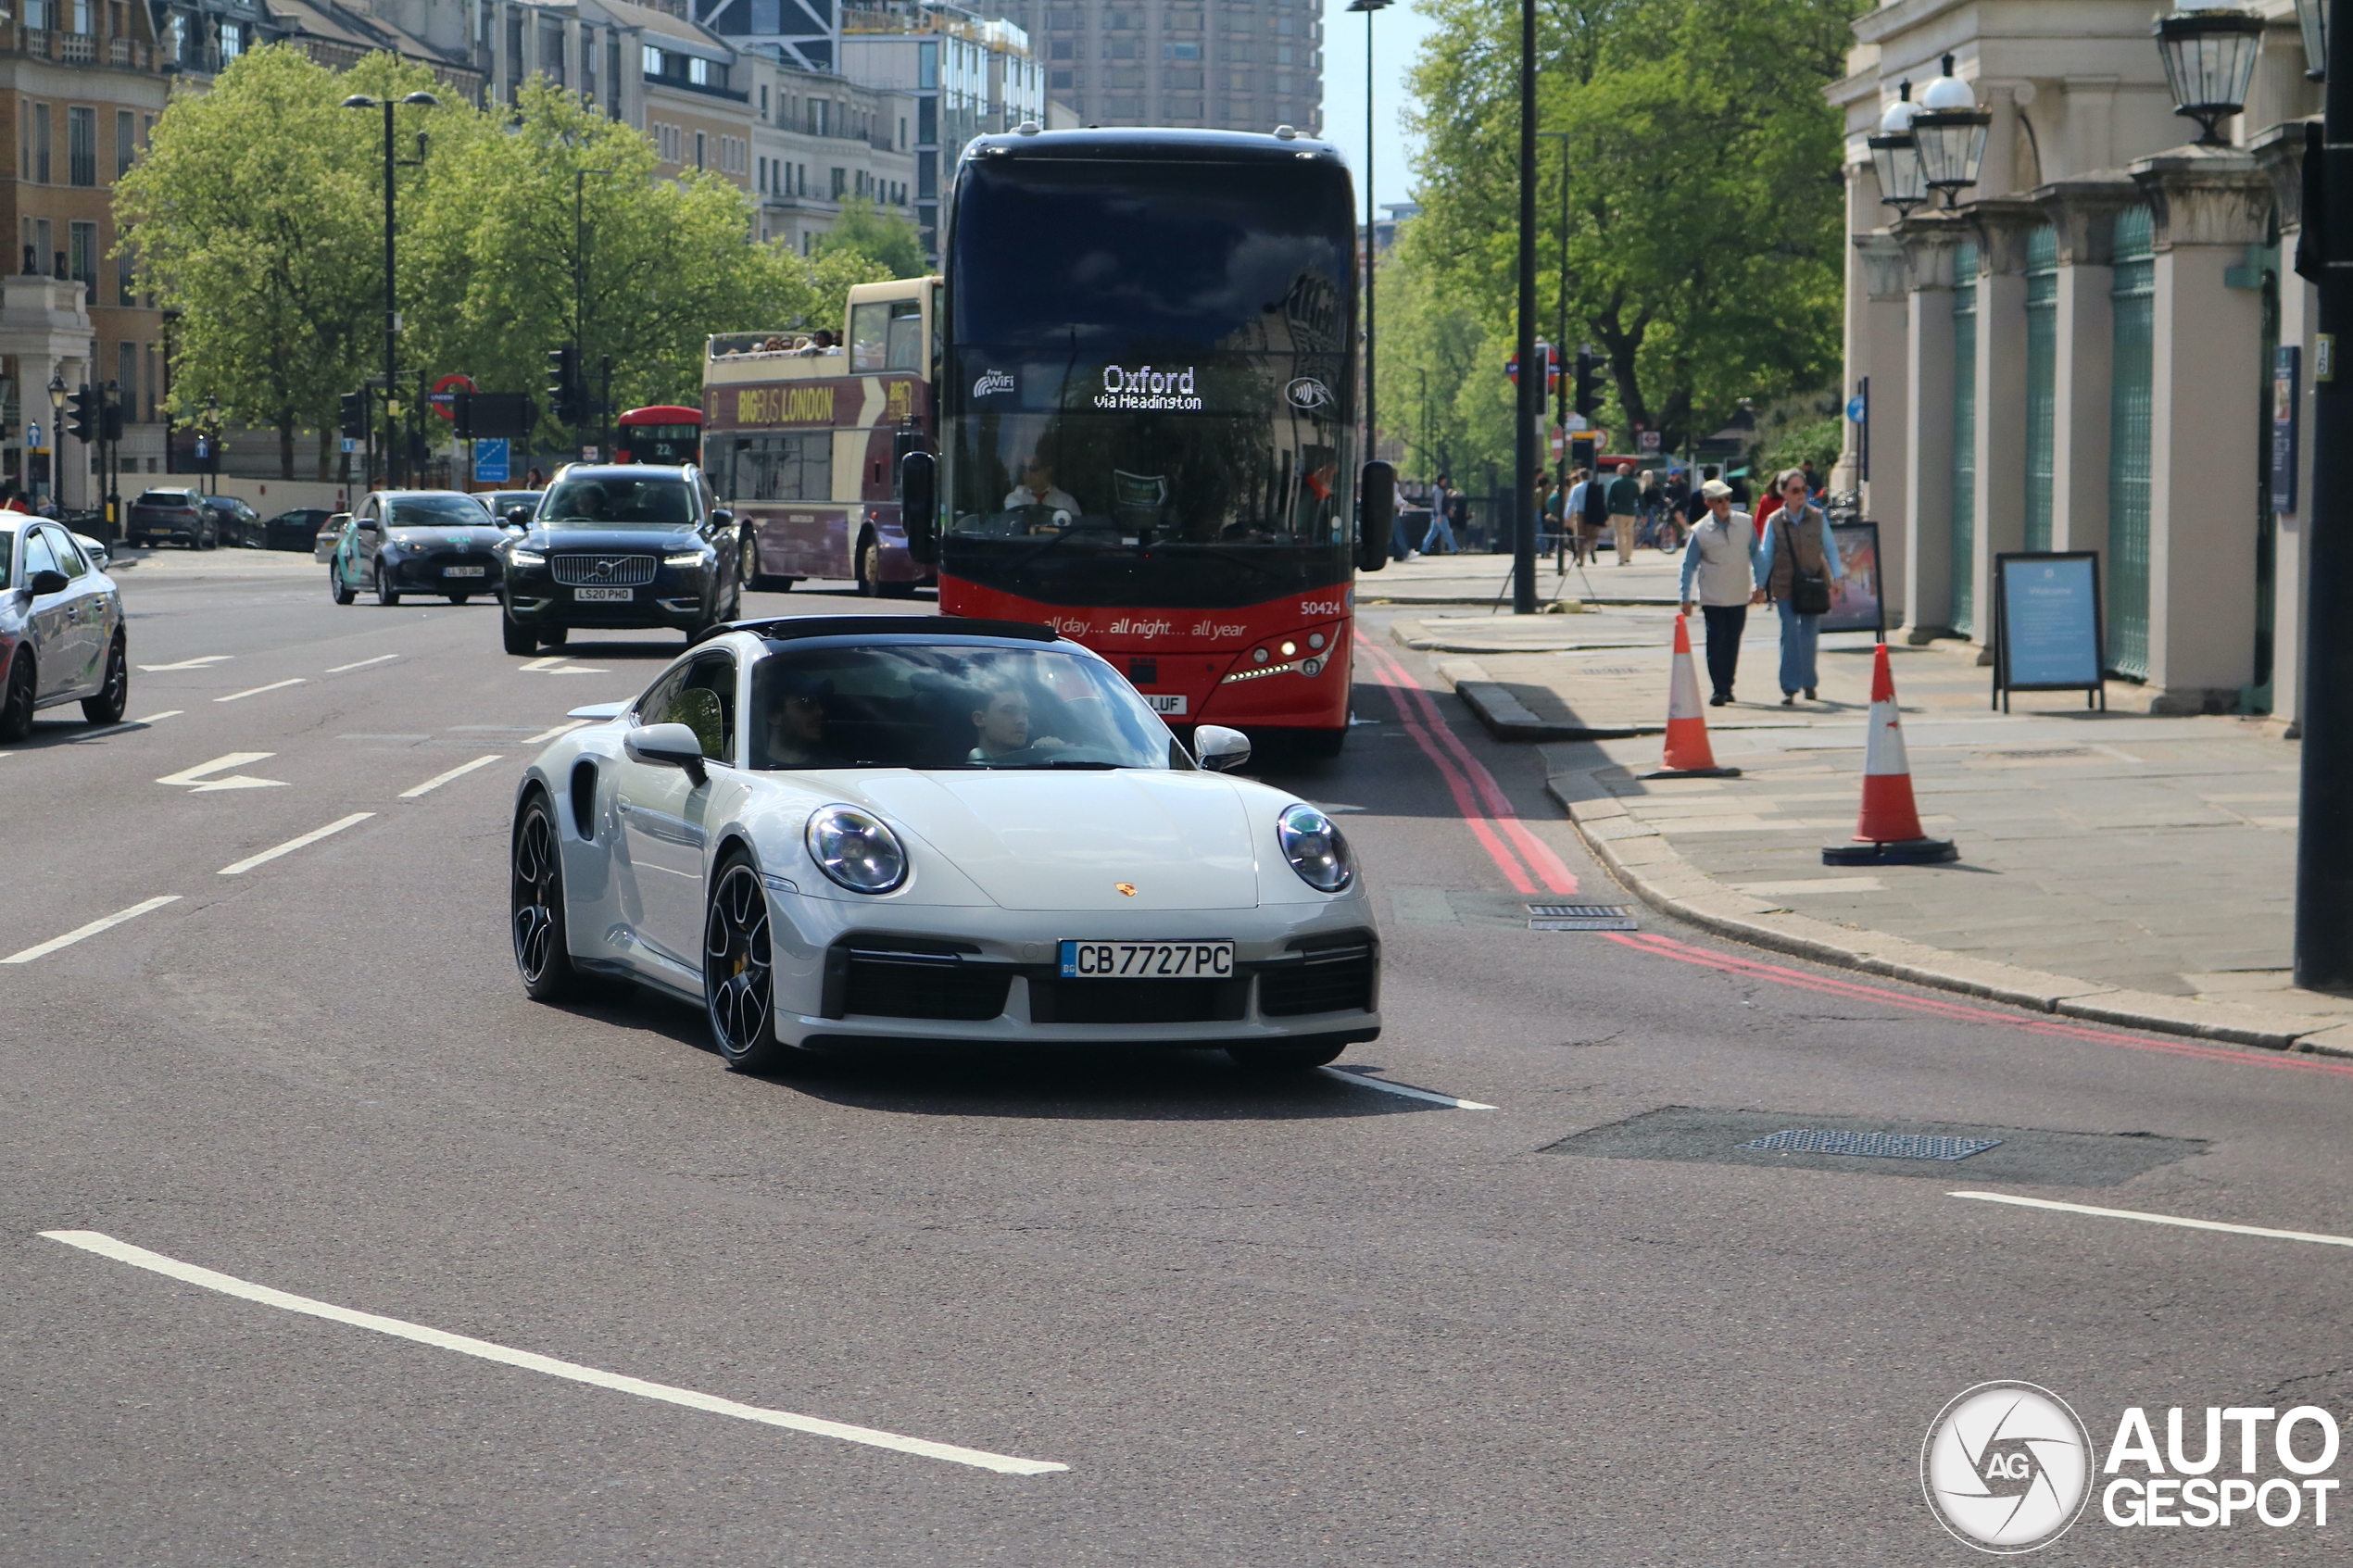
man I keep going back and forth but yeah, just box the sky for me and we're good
[1318,0,1440,217]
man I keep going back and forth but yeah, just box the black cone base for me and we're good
[1642,766,1743,780]
[1822,837,1958,866]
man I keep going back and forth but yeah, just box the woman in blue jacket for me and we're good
[1750,468,1842,704]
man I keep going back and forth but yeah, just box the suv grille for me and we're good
[1258,935,1378,1017]
[551,552,657,586]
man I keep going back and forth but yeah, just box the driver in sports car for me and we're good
[967,683,1072,762]
[761,673,852,770]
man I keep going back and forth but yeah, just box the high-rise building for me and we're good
[981,0,1319,136]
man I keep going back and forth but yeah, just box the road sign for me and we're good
[27,421,42,452]
[1640,429,1662,453]
[341,436,356,454]
[1846,393,1868,423]
[580,445,599,462]
[431,372,477,421]
[474,437,510,483]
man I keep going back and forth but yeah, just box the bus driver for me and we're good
[1004,453,1080,515]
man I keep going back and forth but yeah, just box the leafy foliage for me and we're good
[1386,0,1856,469]
[812,195,929,280]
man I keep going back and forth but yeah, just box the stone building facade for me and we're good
[1831,0,2320,721]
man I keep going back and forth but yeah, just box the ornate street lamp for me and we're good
[2296,0,2326,80]
[343,90,438,484]
[1911,56,1991,209]
[2154,1,2268,144]
[1867,80,1928,220]
[46,372,66,415]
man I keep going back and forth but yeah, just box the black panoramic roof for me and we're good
[963,126,1343,169]
[700,614,1060,648]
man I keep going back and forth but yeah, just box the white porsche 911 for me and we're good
[510,615,1380,1073]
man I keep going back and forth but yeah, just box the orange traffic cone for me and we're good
[1823,644,1957,865]
[1646,613,1740,780]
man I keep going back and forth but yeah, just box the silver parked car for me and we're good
[0,515,128,739]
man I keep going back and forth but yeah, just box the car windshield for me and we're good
[385,495,491,528]
[540,477,696,526]
[747,643,1185,771]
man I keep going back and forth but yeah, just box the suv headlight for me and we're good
[806,805,908,893]
[665,549,713,568]
[1277,802,1354,893]
[509,547,546,567]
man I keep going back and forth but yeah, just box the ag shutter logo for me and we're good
[1922,1382,2094,1554]
[972,369,1016,398]
[1285,377,1333,409]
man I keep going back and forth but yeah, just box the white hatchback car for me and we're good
[510,616,1380,1073]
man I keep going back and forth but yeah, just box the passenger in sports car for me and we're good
[968,683,1073,761]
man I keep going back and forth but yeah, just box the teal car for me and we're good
[327,491,504,606]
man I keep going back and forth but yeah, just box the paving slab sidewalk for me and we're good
[1386,592,2353,1058]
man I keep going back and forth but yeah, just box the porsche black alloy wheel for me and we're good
[82,636,127,725]
[0,650,33,742]
[511,796,589,1001]
[705,856,786,1071]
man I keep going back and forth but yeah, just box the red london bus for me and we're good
[916,127,1391,755]
[614,405,704,466]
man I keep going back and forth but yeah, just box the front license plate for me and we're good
[573,585,632,602]
[1142,694,1188,715]
[1059,940,1235,979]
[444,565,486,578]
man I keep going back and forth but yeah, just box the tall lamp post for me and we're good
[342,90,437,487]
[574,167,613,459]
[44,372,63,505]
[1510,0,1539,613]
[1345,0,1390,483]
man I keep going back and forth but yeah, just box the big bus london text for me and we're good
[701,278,940,597]
[899,127,1394,755]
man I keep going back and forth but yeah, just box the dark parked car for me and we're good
[479,489,543,525]
[204,495,264,548]
[497,465,746,653]
[125,488,216,550]
[262,507,334,552]
[331,490,504,607]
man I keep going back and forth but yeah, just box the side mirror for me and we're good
[1194,724,1251,772]
[1356,459,1396,573]
[504,507,532,529]
[709,508,734,528]
[623,721,708,786]
[27,568,69,596]
[358,519,380,534]
[899,450,937,565]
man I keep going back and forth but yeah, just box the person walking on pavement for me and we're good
[1604,460,1642,565]
[1753,466,1842,706]
[1542,470,1568,570]
[1562,468,1592,565]
[1421,472,1458,555]
[1679,479,1757,706]
[1579,462,1611,563]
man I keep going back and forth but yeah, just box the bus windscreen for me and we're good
[944,156,1355,610]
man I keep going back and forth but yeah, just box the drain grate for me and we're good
[1737,1128,2002,1161]
[1529,903,1639,931]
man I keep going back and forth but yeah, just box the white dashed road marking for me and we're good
[1318,1066,1498,1110]
[38,1230,1070,1476]
[399,755,502,798]
[326,654,399,673]
[218,813,373,875]
[522,720,588,744]
[1952,1191,2353,1249]
[214,678,308,703]
[2,897,181,963]
[137,656,232,671]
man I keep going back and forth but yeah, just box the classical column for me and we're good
[1898,214,1967,641]
[1967,199,2045,639]
[2035,175,2141,560]
[1853,229,1910,627]
[2128,145,2273,709]
[2256,119,2316,731]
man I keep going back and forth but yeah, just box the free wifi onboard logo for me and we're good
[1922,1382,2094,1554]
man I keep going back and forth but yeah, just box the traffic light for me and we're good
[339,390,368,438]
[546,345,578,426]
[1574,345,1601,420]
[64,385,95,444]
[102,399,122,442]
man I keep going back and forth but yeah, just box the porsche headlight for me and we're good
[1277,802,1353,893]
[805,804,907,894]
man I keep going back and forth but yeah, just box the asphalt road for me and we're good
[5,548,2350,1565]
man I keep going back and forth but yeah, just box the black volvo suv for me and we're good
[497,465,749,653]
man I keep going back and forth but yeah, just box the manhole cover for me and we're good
[1529,903,1638,931]
[1736,1128,2001,1160]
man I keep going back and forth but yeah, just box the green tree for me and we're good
[1395,0,1856,456]
[812,195,929,279]
[113,44,403,478]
